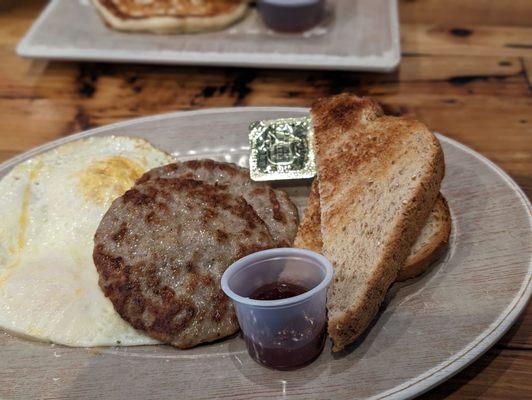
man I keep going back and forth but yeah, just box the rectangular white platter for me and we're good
[17,0,400,72]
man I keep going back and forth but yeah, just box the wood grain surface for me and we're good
[0,1,530,398]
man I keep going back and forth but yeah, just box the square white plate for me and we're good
[17,0,400,72]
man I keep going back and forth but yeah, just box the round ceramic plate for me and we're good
[1,108,530,400]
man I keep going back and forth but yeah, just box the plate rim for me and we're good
[16,0,401,72]
[1,107,530,400]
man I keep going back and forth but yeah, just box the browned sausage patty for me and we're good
[137,160,299,247]
[93,177,274,348]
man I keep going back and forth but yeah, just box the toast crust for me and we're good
[396,194,451,281]
[294,179,323,253]
[311,94,445,352]
[294,183,451,281]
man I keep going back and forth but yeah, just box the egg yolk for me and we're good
[77,156,145,205]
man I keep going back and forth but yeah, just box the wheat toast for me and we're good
[311,94,445,351]
[294,181,450,281]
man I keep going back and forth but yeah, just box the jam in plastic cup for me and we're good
[221,248,333,370]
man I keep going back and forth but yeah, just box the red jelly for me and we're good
[249,281,307,300]
[243,328,326,370]
[245,281,327,370]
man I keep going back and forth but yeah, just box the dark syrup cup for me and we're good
[221,248,333,370]
[257,0,326,33]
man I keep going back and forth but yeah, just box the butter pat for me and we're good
[249,116,316,181]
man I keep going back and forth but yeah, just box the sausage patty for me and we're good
[93,177,274,348]
[137,159,299,247]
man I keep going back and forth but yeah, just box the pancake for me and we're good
[137,159,299,247]
[93,177,274,348]
[0,136,175,347]
[91,0,249,33]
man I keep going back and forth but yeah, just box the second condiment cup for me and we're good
[257,0,326,33]
[221,248,333,370]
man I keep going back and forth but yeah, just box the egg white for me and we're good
[0,136,175,347]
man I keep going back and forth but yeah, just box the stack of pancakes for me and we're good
[91,0,249,33]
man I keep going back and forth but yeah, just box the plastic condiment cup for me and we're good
[257,0,326,32]
[221,248,333,370]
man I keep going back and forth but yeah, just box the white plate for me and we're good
[17,0,400,72]
[1,108,530,400]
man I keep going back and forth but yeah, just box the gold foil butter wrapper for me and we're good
[249,116,316,181]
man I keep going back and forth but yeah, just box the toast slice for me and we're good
[311,94,444,351]
[294,181,451,281]
[396,194,451,281]
[294,179,323,253]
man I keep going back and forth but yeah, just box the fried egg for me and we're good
[0,136,174,346]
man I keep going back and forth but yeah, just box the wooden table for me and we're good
[0,1,530,398]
